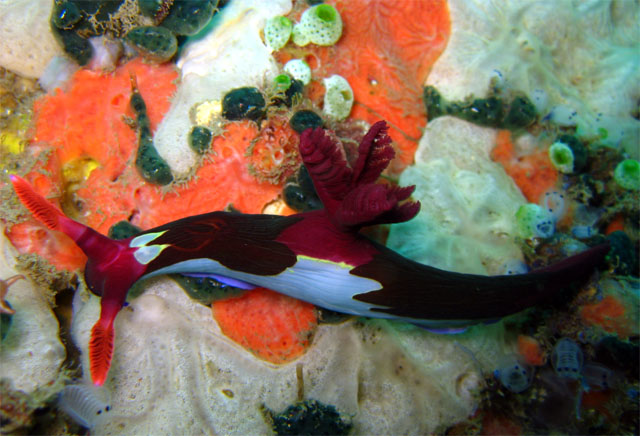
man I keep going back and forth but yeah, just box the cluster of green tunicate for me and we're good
[515,203,555,239]
[50,0,219,65]
[189,126,213,154]
[271,75,304,108]
[292,4,343,47]
[423,86,538,130]
[264,16,293,50]
[613,158,640,191]
[130,86,173,185]
[222,87,266,122]
[323,75,353,121]
[125,26,177,63]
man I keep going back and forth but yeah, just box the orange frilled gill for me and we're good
[7,59,314,363]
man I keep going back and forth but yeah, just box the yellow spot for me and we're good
[62,157,100,184]
[193,100,223,126]
[0,132,24,154]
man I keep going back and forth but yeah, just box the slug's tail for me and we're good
[89,319,115,386]
[11,175,146,386]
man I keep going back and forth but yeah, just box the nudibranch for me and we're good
[10,121,609,386]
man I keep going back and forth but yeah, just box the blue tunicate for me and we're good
[551,338,583,379]
[541,190,566,222]
[495,356,534,393]
[501,259,529,275]
[58,384,111,429]
[515,203,555,239]
[582,362,615,391]
[571,225,595,240]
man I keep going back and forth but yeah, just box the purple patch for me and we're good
[181,273,256,290]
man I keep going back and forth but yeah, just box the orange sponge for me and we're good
[581,295,631,338]
[212,287,318,364]
[516,334,545,366]
[492,130,559,203]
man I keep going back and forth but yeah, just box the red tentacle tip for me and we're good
[89,321,115,386]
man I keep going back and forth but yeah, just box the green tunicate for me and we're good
[293,4,343,47]
[283,165,322,212]
[423,86,448,120]
[289,110,323,134]
[264,16,292,51]
[284,59,311,85]
[322,75,353,121]
[160,0,218,36]
[52,1,81,29]
[270,399,352,436]
[278,79,304,108]
[138,0,164,17]
[613,158,640,191]
[1,306,12,341]
[459,96,504,127]
[273,74,292,93]
[171,274,245,306]
[136,137,173,185]
[605,231,638,275]
[108,221,142,240]
[125,26,178,63]
[548,141,575,174]
[515,203,555,239]
[222,87,266,122]
[54,29,93,65]
[556,134,587,172]
[189,126,213,154]
[504,95,537,129]
[270,74,298,108]
[130,91,174,185]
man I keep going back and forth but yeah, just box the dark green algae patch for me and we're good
[423,85,537,130]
